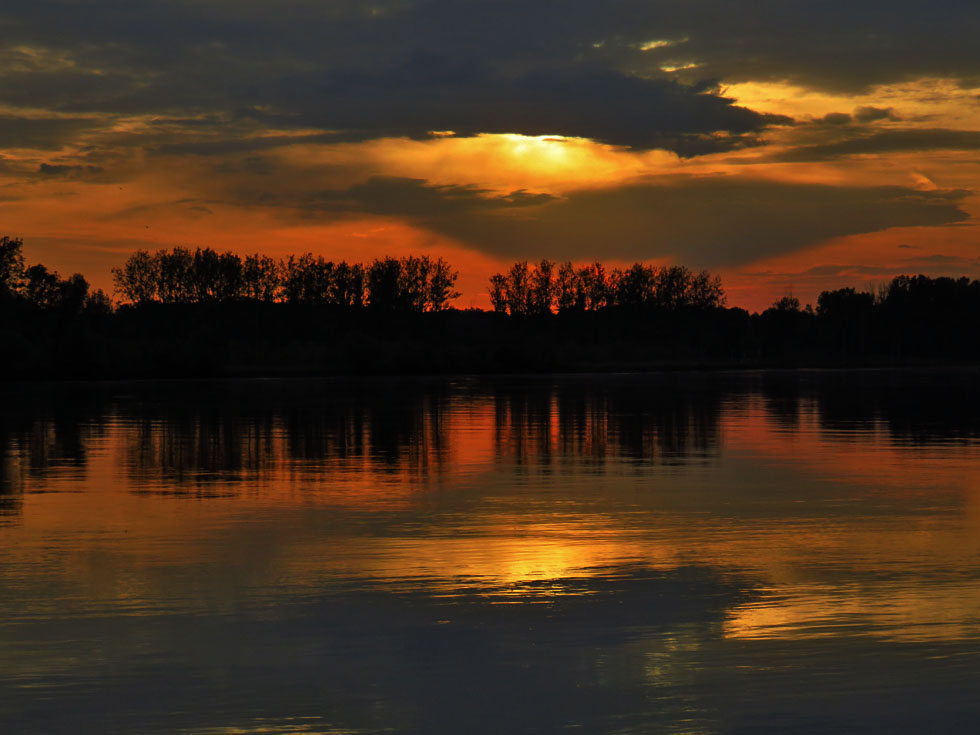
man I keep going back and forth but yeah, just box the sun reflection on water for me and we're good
[3,373,980,732]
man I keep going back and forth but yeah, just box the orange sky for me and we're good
[2,5,980,311]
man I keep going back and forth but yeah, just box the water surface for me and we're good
[2,371,980,733]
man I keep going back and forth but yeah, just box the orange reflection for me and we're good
[3,378,980,642]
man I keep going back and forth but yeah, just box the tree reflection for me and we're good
[3,371,980,512]
[490,377,725,469]
[119,380,455,494]
[0,384,110,518]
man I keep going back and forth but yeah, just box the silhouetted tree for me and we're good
[489,273,507,314]
[280,255,304,303]
[0,236,25,300]
[611,263,656,307]
[112,250,158,303]
[817,288,873,319]
[59,273,90,314]
[399,256,430,311]
[328,261,365,307]
[25,264,62,308]
[156,247,194,303]
[367,257,402,311]
[190,248,220,301]
[555,261,577,312]
[816,287,874,356]
[426,258,460,311]
[214,251,242,301]
[242,254,280,301]
[489,259,726,315]
[688,270,726,309]
[769,295,801,313]
[282,254,333,304]
[652,266,698,309]
[529,260,555,315]
[506,261,531,315]
[84,289,113,317]
[577,262,609,310]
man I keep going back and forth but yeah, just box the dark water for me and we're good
[2,371,980,734]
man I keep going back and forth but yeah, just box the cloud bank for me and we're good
[279,176,971,267]
[6,1,977,154]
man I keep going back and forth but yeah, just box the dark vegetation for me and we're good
[3,235,980,379]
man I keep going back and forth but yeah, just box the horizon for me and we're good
[10,236,976,315]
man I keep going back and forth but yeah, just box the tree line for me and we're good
[756,275,980,359]
[0,236,111,315]
[110,247,460,311]
[7,233,980,378]
[487,260,726,314]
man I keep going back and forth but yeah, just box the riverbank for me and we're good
[4,300,977,380]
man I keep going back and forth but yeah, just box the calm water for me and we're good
[2,371,980,733]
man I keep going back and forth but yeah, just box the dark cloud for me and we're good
[300,176,558,218]
[279,175,970,266]
[615,1,980,92]
[773,128,980,161]
[1,1,977,117]
[854,106,898,123]
[799,263,901,277]
[0,2,977,160]
[258,64,790,152]
[38,163,104,177]
[754,255,980,283]
[794,258,980,276]
[818,113,853,126]
[37,1,979,155]
[914,253,980,266]
[0,3,797,153]
[106,197,222,221]
[151,132,347,157]
[0,115,101,150]
[212,156,276,176]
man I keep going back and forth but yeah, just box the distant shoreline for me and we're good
[5,236,980,380]
[4,300,980,382]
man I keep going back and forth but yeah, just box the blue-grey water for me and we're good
[2,371,980,733]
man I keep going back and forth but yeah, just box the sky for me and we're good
[2,0,980,311]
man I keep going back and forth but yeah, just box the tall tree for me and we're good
[24,264,62,308]
[58,273,90,314]
[576,262,608,310]
[528,259,555,315]
[399,256,430,311]
[488,274,508,314]
[555,261,577,312]
[191,248,222,301]
[242,254,280,301]
[653,266,692,309]
[0,236,25,299]
[156,247,193,303]
[112,250,158,304]
[216,251,244,301]
[367,257,402,311]
[506,261,530,315]
[611,263,656,307]
[427,258,460,311]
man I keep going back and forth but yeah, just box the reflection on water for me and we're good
[2,371,980,733]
